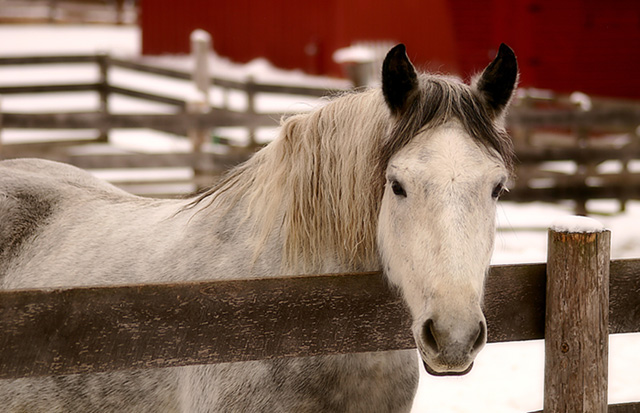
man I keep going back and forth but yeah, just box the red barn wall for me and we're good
[140,0,640,99]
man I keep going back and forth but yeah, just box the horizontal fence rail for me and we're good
[504,183,640,204]
[4,107,640,133]
[0,83,101,95]
[2,110,280,130]
[532,402,640,413]
[0,54,346,96]
[1,259,639,380]
[0,55,100,65]
[509,106,640,130]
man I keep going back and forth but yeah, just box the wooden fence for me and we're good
[1,222,639,411]
[506,93,640,213]
[1,52,640,205]
[0,52,346,195]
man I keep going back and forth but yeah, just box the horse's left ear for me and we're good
[473,44,519,117]
[382,44,419,116]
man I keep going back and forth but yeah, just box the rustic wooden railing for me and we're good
[0,53,346,195]
[506,94,640,213]
[0,53,345,133]
[1,224,640,411]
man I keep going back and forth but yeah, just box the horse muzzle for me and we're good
[423,360,474,377]
[416,316,486,377]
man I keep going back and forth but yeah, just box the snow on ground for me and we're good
[1,24,639,412]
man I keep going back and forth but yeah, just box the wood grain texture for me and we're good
[544,228,611,413]
[0,272,413,379]
[1,110,279,131]
[484,263,546,342]
[531,401,640,413]
[610,259,640,334]
[1,260,639,380]
[606,402,640,413]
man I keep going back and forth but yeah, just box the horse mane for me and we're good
[189,74,514,273]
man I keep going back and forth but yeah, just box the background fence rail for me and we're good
[1,53,640,205]
[0,53,347,195]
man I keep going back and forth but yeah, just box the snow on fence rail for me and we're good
[1,225,640,412]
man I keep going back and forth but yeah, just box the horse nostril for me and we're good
[472,321,486,353]
[422,319,439,353]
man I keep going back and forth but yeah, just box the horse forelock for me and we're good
[379,74,515,175]
[191,73,514,273]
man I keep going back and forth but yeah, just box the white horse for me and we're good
[0,44,517,412]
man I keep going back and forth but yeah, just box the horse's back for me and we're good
[0,158,150,287]
[0,158,131,197]
[0,160,186,412]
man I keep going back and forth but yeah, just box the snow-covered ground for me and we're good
[1,24,639,412]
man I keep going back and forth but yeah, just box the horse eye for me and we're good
[391,180,407,197]
[492,183,506,199]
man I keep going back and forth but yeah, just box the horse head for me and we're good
[377,44,518,376]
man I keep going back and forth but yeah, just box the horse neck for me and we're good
[176,192,284,279]
[190,91,390,276]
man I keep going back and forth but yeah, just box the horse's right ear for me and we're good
[382,44,419,116]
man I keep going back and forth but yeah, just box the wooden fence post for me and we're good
[48,0,58,22]
[573,125,591,216]
[187,95,210,190]
[620,126,639,212]
[189,30,213,190]
[97,53,110,143]
[191,29,211,103]
[246,75,257,149]
[545,216,610,412]
[0,95,3,155]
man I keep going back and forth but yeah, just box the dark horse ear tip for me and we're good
[497,44,517,67]
[498,43,515,57]
[391,43,407,54]
[384,44,408,63]
[497,44,518,70]
[382,44,418,115]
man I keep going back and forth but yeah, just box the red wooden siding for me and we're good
[140,0,640,99]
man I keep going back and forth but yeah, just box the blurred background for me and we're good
[0,0,639,411]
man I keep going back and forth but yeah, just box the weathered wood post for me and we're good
[245,75,258,149]
[48,0,58,22]
[189,29,213,190]
[573,125,591,216]
[115,0,125,25]
[545,216,610,412]
[619,126,639,213]
[191,29,211,103]
[96,53,110,143]
[570,92,594,216]
[186,93,210,190]
[0,96,3,155]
